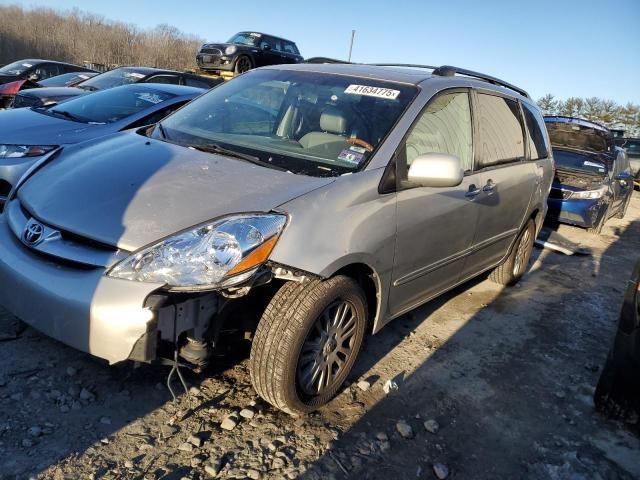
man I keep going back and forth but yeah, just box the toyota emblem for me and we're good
[23,221,44,246]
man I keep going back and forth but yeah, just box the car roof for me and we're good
[18,59,85,68]
[544,115,610,134]
[108,66,185,76]
[111,83,204,96]
[262,63,531,100]
[263,63,435,85]
[237,31,297,44]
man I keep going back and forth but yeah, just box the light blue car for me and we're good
[0,83,203,207]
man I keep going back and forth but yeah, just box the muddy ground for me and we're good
[1,193,639,480]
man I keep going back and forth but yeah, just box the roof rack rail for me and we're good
[368,63,529,99]
[432,65,530,98]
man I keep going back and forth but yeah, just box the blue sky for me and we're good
[4,0,639,103]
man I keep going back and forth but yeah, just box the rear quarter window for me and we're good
[522,103,549,160]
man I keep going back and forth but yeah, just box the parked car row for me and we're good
[3,65,223,110]
[0,53,632,415]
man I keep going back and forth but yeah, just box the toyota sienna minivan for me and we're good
[0,63,553,414]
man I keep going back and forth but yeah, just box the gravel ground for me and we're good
[1,192,639,480]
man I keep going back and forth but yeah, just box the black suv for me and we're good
[196,31,303,74]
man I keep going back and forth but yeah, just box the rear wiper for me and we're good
[186,143,289,172]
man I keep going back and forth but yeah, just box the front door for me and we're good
[389,90,481,318]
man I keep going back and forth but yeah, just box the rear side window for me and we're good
[404,91,473,172]
[476,94,524,168]
[522,103,549,160]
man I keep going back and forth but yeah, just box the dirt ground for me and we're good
[1,193,639,480]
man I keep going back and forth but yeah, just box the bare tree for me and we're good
[0,4,204,71]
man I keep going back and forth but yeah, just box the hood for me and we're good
[545,118,612,154]
[18,132,334,251]
[0,107,107,145]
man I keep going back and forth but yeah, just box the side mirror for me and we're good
[262,44,271,51]
[28,73,40,81]
[406,153,464,188]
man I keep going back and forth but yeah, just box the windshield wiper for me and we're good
[186,143,289,172]
[50,109,87,122]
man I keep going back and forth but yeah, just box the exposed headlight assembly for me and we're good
[0,144,57,159]
[108,214,287,290]
[225,45,237,55]
[571,186,608,199]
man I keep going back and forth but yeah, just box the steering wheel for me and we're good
[346,137,374,152]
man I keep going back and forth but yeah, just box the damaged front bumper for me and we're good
[0,215,228,364]
[546,197,608,228]
[0,216,166,363]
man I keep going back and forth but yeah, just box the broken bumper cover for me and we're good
[546,197,607,228]
[0,217,164,364]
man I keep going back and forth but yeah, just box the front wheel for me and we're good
[249,276,367,415]
[489,219,535,286]
[233,55,253,75]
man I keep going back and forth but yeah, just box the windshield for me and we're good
[0,60,34,76]
[43,86,174,124]
[77,68,147,91]
[545,121,610,153]
[554,149,608,175]
[38,72,93,87]
[227,32,261,46]
[156,69,418,177]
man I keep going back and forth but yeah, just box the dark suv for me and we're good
[196,31,303,74]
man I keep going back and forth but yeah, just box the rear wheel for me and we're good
[250,276,367,415]
[489,219,535,286]
[233,55,253,75]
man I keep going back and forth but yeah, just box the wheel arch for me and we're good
[329,262,383,335]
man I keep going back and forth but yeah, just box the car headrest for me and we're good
[320,108,347,135]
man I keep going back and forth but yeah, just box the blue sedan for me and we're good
[545,116,634,234]
[0,83,203,207]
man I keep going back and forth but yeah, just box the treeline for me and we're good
[0,5,204,71]
[537,94,640,136]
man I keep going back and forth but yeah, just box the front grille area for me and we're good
[549,188,572,200]
[200,47,223,55]
[8,199,124,268]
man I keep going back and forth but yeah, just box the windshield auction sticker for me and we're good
[344,84,400,100]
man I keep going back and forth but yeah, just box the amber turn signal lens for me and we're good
[225,235,279,277]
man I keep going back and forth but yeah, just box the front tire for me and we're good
[233,55,253,75]
[489,219,535,286]
[249,276,367,415]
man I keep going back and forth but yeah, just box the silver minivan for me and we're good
[0,63,553,414]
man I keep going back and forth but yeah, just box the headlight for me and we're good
[108,214,287,290]
[0,144,57,159]
[571,186,608,199]
[225,45,237,55]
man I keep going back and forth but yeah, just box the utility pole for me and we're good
[348,30,355,62]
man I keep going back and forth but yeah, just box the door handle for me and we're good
[483,179,496,193]
[465,184,481,198]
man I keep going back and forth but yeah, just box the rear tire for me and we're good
[489,219,535,286]
[249,276,367,415]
